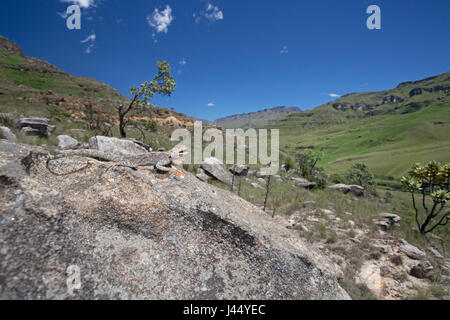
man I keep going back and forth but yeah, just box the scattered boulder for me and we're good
[291,177,316,189]
[196,168,211,183]
[328,184,365,197]
[57,135,79,150]
[400,239,426,260]
[0,126,17,142]
[88,136,148,157]
[0,140,349,299]
[374,213,401,231]
[273,175,283,182]
[428,247,444,259]
[229,164,249,176]
[17,117,55,137]
[258,178,267,185]
[201,157,233,186]
[251,182,263,189]
[256,171,266,179]
[409,261,433,279]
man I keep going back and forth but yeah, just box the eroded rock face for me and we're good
[0,140,349,300]
[88,136,148,157]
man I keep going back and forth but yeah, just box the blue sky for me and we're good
[0,0,449,120]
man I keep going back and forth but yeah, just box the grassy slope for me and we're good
[268,72,450,180]
[0,36,193,151]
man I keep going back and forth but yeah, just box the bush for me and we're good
[346,163,377,196]
[284,157,295,171]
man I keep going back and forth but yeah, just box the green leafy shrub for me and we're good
[401,161,449,234]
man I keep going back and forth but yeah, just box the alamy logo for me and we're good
[171,121,280,175]
[66,5,81,30]
[366,5,381,30]
[66,265,81,295]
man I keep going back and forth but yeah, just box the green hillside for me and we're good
[0,35,193,150]
[214,106,301,129]
[268,71,450,181]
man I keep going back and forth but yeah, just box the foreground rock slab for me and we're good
[88,136,148,157]
[0,140,349,300]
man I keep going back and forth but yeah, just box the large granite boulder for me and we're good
[201,157,233,186]
[17,118,55,137]
[88,136,148,157]
[0,140,349,300]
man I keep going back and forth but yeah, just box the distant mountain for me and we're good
[267,71,450,181]
[214,106,301,128]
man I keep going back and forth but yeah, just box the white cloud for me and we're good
[194,3,224,24]
[207,102,215,107]
[147,5,173,43]
[328,93,341,98]
[204,3,224,22]
[81,33,96,43]
[81,32,96,54]
[60,0,97,9]
[280,45,288,54]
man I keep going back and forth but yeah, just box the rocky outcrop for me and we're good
[374,213,401,231]
[88,136,148,157]
[0,140,349,300]
[328,184,365,197]
[201,157,233,186]
[17,118,55,137]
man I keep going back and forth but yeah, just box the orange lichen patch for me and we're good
[137,166,154,171]
[168,168,187,178]
[244,209,252,214]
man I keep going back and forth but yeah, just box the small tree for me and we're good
[401,161,449,234]
[346,163,377,196]
[284,157,295,171]
[118,61,176,138]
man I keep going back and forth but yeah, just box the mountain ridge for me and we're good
[214,106,301,128]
